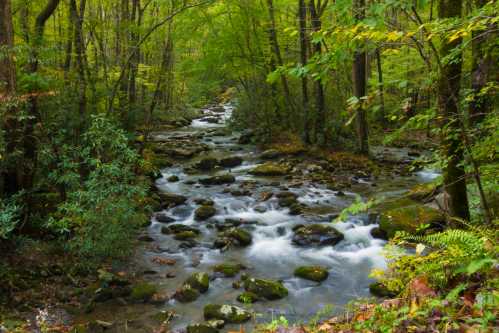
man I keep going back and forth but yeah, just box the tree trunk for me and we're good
[266,0,293,122]
[72,0,87,136]
[469,0,492,125]
[375,48,385,125]
[353,0,369,155]
[437,0,470,221]
[308,0,326,145]
[0,0,20,196]
[298,0,310,143]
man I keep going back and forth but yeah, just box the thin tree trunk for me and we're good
[375,47,385,126]
[298,0,310,143]
[73,0,87,136]
[309,0,326,145]
[437,0,469,221]
[353,0,369,154]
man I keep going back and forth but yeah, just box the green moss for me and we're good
[203,304,252,323]
[174,284,200,303]
[195,205,217,221]
[379,204,445,238]
[249,163,289,176]
[244,278,288,300]
[213,263,244,277]
[237,291,260,303]
[185,272,210,293]
[174,231,199,240]
[294,266,329,282]
[130,282,157,302]
[407,183,438,202]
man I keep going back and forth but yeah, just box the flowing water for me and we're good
[78,104,437,332]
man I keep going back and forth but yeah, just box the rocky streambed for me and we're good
[74,104,442,332]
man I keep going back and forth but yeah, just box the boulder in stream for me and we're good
[199,174,236,185]
[249,163,289,176]
[237,291,260,303]
[213,263,245,277]
[161,224,200,236]
[203,304,252,323]
[214,228,252,249]
[195,157,219,171]
[243,278,288,300]
[378,204,445,238]
[174,284,200,303]
[185,272,210,293]
[220,156,243,168]
[292,224,344,247]
[195,205,217,221]
[260,149,282,160]
[187,323,219,333]
[294,266,329,282]
[155,213,175,224]
[158,192,188,207]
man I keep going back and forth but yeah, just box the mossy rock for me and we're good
[260,149,282,160]
[244,278,288,300]
[174,284,200,303]
[130,282,158,302]
[214,228,252,248]
[369,282,397,298]
[199,174,236,185]
[292,224,344,247]
[237,291,260,304]
[379,204,445,238]
[370,197,416,213]
[294,266,329,282]
[187,324,219,333]
[174,231,199,241]
[203,304,252,323]
[195,205,217,221]
[213,263,245,277]
[220,156,243,168]
[161,224,200,235]
[249,163,289,176]
[158,192,188,207]
[185,272,210,293]
[196,157,219,171]
[407,183,438,202]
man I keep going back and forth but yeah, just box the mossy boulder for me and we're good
[294,266,329,282]
[185,272,210,293]
[174,284,200,303]
[167,175,180,182]
[292,224,344,247]
[203,304,252,323]
[199,174,236,185]
[187,324,219,333]
[237,291,260,304]
[249,163,289,176]
[369,282,397,298]
[214,228,252,248]
[130,282,158,302]
[378,204,445,238]
[161,224,200,235]
[244,278,288,300]
[158,192,188,207]
[196,157,219,171]
[174,231,199,241]
[407,183,438,202]
[220,156,243,168]
[260,149,282,160]
[213,263,245,277]
[195,205,217,221]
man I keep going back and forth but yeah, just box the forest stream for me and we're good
[72,104,440,333]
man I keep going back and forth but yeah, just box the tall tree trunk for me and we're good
[437,0,469,221]
[266,0,293,122]
[0,0,20,196]
[298,0,310,143]
[72,0,87,136]
[469,0,492,125]
[128,0,140,119]
[353,0,369,155]
[375,47,385,125]
[309,0,326,145]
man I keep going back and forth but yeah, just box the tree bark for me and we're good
[353,0,369,155]
[308,0,327,145]
[298,0,310,143]
[375,47,385,125]
[437,0,470,221]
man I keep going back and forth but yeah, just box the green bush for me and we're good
[47,115,147,260]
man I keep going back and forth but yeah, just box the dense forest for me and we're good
[0,0,498,332]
